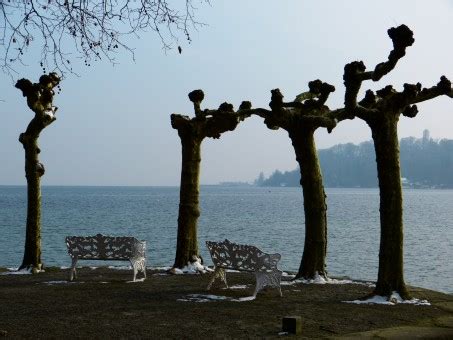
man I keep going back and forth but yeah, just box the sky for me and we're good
[1,0,453,186]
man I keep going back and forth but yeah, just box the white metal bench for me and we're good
[65,234,147,281]
[206,239,282,297]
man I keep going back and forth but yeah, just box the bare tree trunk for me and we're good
[291,128,328,279]
[15,73,60,273]
[369,115,409,299]
[173,135,202,268]
[171,92,251,269]
[19,134,43,271]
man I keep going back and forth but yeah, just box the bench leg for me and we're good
[130,258,146,282]
[254,271,282,297]
[69,258,78,281]
[207,267,228,290]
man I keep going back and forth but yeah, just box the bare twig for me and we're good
[1,0,209,76]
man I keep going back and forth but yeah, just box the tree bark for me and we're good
[369,115,409,299]
[290,128,328,279]
[173,134,203,268]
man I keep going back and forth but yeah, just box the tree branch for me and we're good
[172,89,253,140]
[411,76,453,104]
[343,25,414,113]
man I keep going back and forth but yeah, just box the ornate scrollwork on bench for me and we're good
[206,239,282,297]
[65,234,147,282]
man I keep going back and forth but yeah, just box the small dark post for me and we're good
[282,316,302,335]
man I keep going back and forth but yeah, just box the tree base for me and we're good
[294,270,328,281]
[373,286,411,301]
[18,263,43,273]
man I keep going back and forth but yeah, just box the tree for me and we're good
[171,90,251,268]
[250,82,338,279]
[342,24,453,299]
[3,1,207,273]
[15,72,61,272]
[1,0,207,75]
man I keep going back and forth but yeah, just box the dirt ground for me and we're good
[0,267,452,339]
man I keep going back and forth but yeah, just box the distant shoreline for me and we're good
[2,184,453,190]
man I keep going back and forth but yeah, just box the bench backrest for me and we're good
[206,239,281,272]
[65,234,146,260]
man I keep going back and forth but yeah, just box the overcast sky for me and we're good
[1,0,453,186]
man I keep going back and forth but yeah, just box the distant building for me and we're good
[423,129,431,143]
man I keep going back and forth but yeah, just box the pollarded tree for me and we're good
[342,24,453,299]
[15,73,61,271]
[4,1,206,273]
[171,90,252,269]
[1,1,207,75]
[250,81,338,279]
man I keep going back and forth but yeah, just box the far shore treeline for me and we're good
[256,131,453,189]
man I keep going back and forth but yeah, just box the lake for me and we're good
[0,185,451,294]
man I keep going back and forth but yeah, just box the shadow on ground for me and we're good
[0,267,452,338]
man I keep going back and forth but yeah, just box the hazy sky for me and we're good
[1,0,453,186]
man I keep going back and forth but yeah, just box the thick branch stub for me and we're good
[15,72,60,119]
[343,25,414,116]
[218,102,234,113]
[402,105,418,118]
[343,61,367,112]
[173,90,253,140]
[344,61,366,84]
[373,25,414,81]
[388,25,414,58]
[188,89,204,117]
[308,80,335,107]
[269,89,284,110]
[239,101,252,110]
[309,79,335,96]
[265,84,338,133]
[437,76,452,95]
[15,79,34,97]
[170,113,191,130]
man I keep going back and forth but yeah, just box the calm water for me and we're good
[0,186,451,294]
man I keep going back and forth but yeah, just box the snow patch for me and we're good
[170,257,213,275]
[345,291,430,305]
[42,280,78,285]
[126,278,146,283]
[153,272,171,276]
[282,272,296,278]
[282,272,375,287]
[178,294,256,303]
[107,265,132,271]
[1,268,32,275]
[44,108,55,119]
[223,285,249,290]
